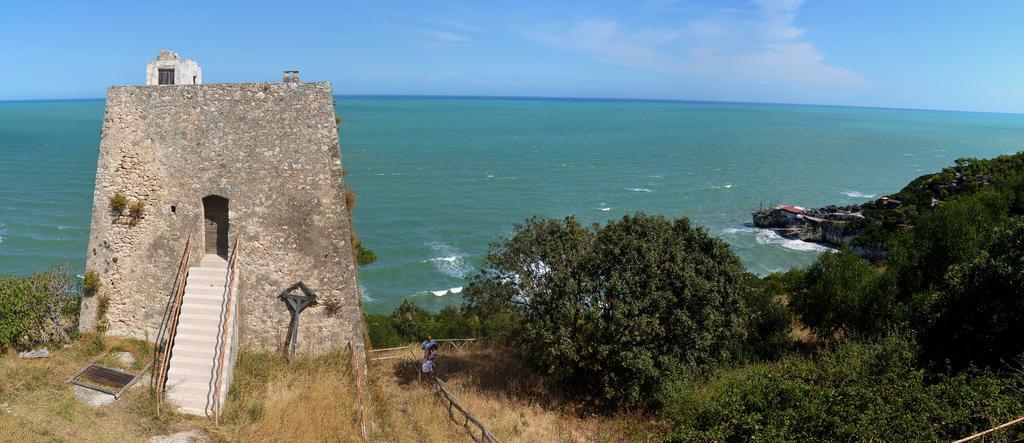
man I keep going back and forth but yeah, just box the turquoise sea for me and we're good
[1,97,1023,313]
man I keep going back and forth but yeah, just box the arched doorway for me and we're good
[202,195,229,257]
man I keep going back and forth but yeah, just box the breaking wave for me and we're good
[842,191,875,199]
[429,286,464,296]
[426,242,473,278]
[754,229,833,252]
[627,188,653,193]
[360,284,374,302]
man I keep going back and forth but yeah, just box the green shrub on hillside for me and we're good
[660,335,1024,441]
[790,249,891,339]
[0,266,81,350]
[921,217,1024,368]
[365,300,482,348]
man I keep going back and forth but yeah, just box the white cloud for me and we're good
[523,0,864,87]
[427,30,469,43]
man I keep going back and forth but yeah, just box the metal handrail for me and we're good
[212,237,240,423]
[154,233,193,416]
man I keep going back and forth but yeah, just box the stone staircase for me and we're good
[165,254,239,416]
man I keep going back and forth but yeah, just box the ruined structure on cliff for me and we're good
[80,50,364,356]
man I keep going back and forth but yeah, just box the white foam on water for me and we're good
[722,227,757,235]
[360,284,374,302]
[723,184,733,189]
[754,229,833,252]
[600,207,611,212]
[627,188,653,193]
[647,175,665,179]
[841,191,876,198]
[426,242,473,278]
[426,286,465,297]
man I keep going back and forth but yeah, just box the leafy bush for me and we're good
[743,273,794,360]
[790,249,891,339]
[109,192,128,212]
[660,335,1024,441]
[354,240,377,266]
[0,266,81,350]
[365,300,482,348]
[464,213,779,405]
[921,217,1024,368]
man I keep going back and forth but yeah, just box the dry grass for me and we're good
[0,335,362,442]
[0,334,199,441]
[213,350,362,442]
[369,345,662,442]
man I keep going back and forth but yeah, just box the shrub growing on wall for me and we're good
[110,191,128,212]
[82,271,100,292]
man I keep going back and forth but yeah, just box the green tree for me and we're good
[790,249,890,339]
[922,217,1024,367]
[465,213,772,405]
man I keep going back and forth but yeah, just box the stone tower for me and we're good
[80,51,364,356]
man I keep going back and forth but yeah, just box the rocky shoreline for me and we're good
[751,202,896,260]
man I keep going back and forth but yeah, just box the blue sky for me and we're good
[2,0,1023,112]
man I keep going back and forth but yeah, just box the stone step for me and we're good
[176,321,222,336]
[168,390,213,407]
[165,372,210,387]
[186,275,228,287]
[169,350,216,365]
[200,255,228,266]
[171,342,215,357]
[184,286,226,296]
[170,358,216,373]
[179,302,222,315]
[169,365,217,378]
[182,292,226,304]
[168,380,212,395]
[175,332,218,344]
[188,268,227,279]
[175,405,211,416]
[178,311,221,324]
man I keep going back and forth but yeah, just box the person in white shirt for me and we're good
[421,357,434,382]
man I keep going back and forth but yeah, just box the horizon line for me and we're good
[0,93,1020,117]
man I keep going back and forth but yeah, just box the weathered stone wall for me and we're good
[80,82,364,355]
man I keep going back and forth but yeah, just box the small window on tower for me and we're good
[158,68,175,85]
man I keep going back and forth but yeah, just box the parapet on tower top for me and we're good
[145,50,202,86]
